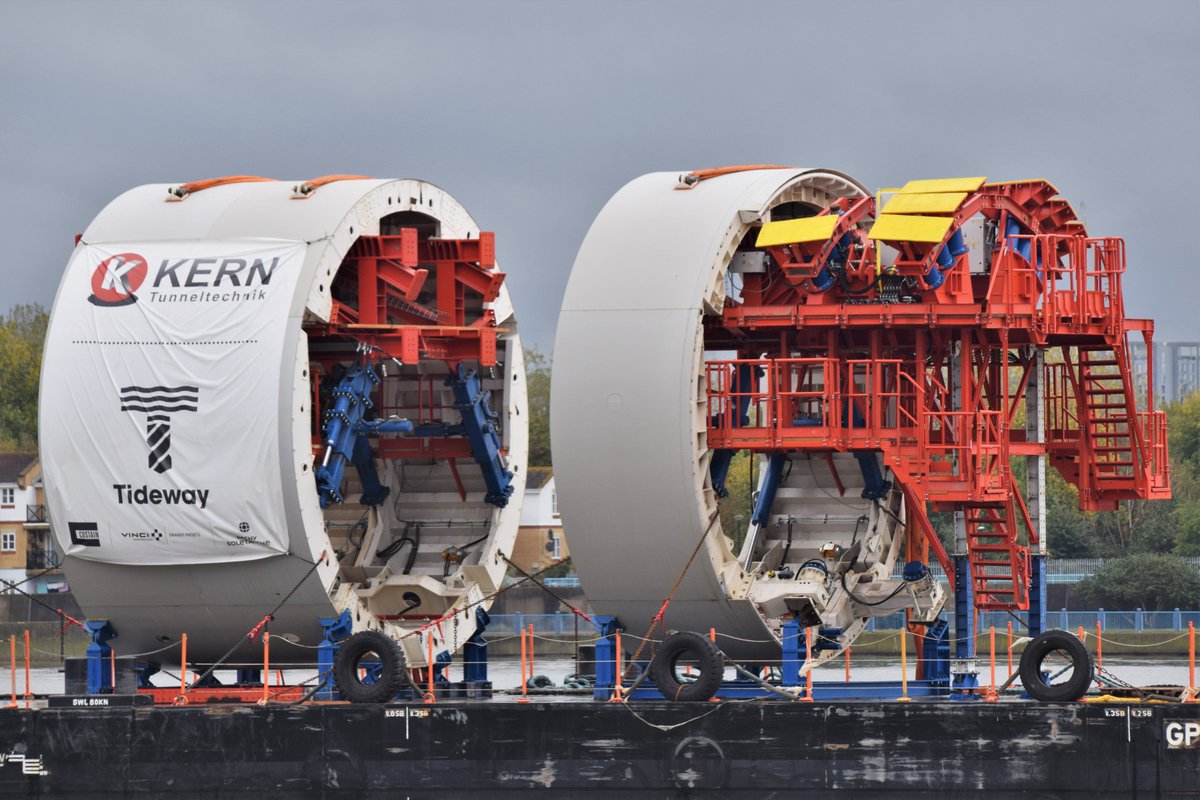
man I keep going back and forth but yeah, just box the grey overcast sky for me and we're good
[1,0,1197,351]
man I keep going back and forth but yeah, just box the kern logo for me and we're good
[88,253,148,307]
[68,522,101,548]
[119,385,199,473]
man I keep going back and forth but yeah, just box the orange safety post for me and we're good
[529,624,539,693]
[989,626,996,690]
[1189,621,1196,698]
[1095,620,1103,670]
[110,650,116,693]
[845,647,851,684]
[424,633,436,704]
[23,630,31,709]
[7,635,16,708]
[801,628,814,703]
[709,627,716,643]
[897,625,910,702]
[179,633,188,702]
[609,630,624,703]
[259,631,270,705]
[516,627,529,704]
[1007,621,1013,676]
[1078,625,1085,642]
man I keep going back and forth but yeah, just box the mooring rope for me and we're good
[618,512,720,690]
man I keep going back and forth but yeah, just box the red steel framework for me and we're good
[704,178,1170,611]
[304,228,508,467]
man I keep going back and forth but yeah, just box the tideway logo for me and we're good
[87,254,280,306]
[112,484,210,509]
[119,385,199,473]
[88,253,147,306]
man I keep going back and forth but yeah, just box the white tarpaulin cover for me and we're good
[42,238,306,565]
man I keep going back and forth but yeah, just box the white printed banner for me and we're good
[41,239,307,565]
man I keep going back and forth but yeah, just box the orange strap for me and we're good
[676,164,793,190]
[293,174,373,198]
[166,175,275,200]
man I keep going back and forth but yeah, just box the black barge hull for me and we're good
[1,701,1198,797]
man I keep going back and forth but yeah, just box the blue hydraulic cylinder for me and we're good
[709,449,735,498]
[853,451,892,500]
[316,610,353,700]
[927,227,969,289]
[750,453,788,526]
[446,364,514,507]
[952,554,979,693]
[315,365,382,507]
[84,620,116,694]
[1028,553,1047,638]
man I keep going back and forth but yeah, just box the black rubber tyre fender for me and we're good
[650,631,724,702]
[334,630,406,704]
[1019,629,1093,702]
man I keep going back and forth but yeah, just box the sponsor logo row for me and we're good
[68,521,271,550]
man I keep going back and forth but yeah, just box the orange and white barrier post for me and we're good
[527,624,535,680]
[1007,620,1013,676]
[800,628,814,703]
[110,650,116,693]
[1188,621,1195,701]
[7,635,16,708]
[609,630,624,703]
[897,626,910,702]
[989,626,996,691]
[23,630,30,709]
[845,647,851,684]
[1095,620,1103,670]
[180,633,188,697]
[258,631,270,705]
[517,627,530,704]
[424,633,436,704]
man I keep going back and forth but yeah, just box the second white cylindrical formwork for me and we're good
[553,168,867,660]
[41,178,526,664]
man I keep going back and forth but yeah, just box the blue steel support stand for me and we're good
[922,617,951,683]
[1028,553,1047,637]
[780,618,808,693]
[951,554,979,697]
[592,616,620,700]
[84,620,116,694]
[463,607,492,698]
[316,610,353,700]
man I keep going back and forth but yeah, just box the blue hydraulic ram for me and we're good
[314,362,514,509]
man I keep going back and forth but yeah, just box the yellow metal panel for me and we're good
[880,191,968,215]
[869,214,954,244]
[899,176,987,194]
[755,215,840,248]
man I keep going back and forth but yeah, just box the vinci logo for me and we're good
[88,253,148,307]
[119,385,199,473]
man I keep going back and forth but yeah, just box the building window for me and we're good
[0,488,12,506]
[551,491,559,517]
[0,532,14,553]
[548,530,561,560]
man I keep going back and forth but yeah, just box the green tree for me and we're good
[525,347,552,467]
[717,451,755,553]
[1075,553,1200,611]
[0,304,48,451]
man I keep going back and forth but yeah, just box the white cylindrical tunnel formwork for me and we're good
[553,168,870,661]
[40,178,527,665]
